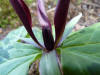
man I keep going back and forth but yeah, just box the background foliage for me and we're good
[0,0,33,28]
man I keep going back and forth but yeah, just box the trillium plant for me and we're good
[0,0,100,75]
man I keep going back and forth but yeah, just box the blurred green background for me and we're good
[0,0,33,28]
[0,0,57,39]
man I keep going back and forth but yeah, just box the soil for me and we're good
[0,0,100,40]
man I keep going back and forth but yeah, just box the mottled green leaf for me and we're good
[59,22,100,75]
[0,42,42,75]
[8,42,42,59]
[2,26,27,48]
[0,41,10,63]
[0,54,39,75]
[0,26,42,75]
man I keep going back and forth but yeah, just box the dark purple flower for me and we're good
[10,0,70,52]
[37,0,54,51]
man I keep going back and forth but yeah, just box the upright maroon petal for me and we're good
[54,0,70,47]
[10,0,43,48]
[42,26,54,51]
[37,0,54,51]
[37,0,52,30]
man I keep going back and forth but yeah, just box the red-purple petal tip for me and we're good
[37,0,52,30]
